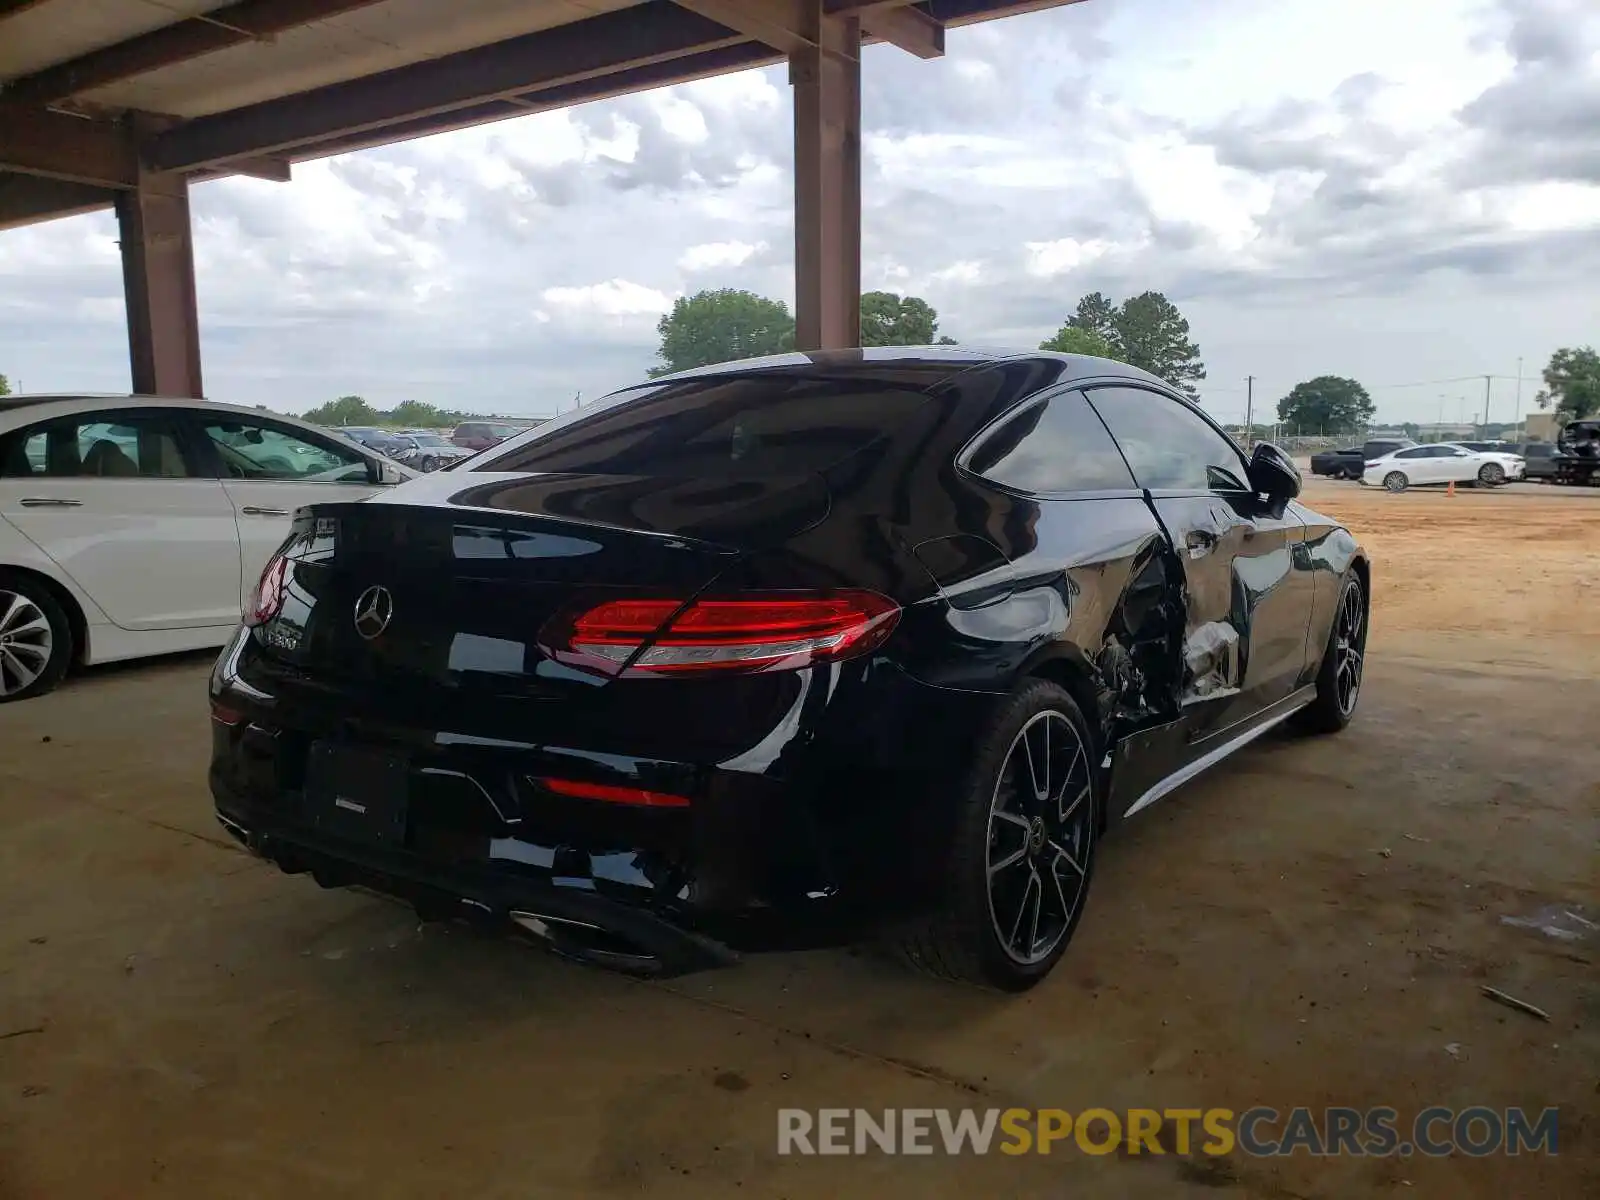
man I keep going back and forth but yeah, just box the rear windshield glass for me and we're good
[481,373,937,477]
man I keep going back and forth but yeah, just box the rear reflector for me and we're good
[245,553,289,627]
[542,590,900,677]
[538,777,690,808]
[210,701,245,726]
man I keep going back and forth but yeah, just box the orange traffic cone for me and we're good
[1446,480,1456,497]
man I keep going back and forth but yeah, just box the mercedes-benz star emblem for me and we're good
[353,585,394,641]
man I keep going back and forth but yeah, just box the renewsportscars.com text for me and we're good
[777,1106,1559,1158]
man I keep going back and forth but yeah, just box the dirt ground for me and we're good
[2,482,1597,1199]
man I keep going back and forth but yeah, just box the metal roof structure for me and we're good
[0,0,1090,393]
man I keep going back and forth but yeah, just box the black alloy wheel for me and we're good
[894,679,1099,991]
[1295,574,1366,734]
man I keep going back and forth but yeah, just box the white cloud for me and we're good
[1,0,1596,426]
[678,241,764,271]
[540,279,674,319]
[1025,238,1113,277]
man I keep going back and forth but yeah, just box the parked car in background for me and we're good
[1520,442,1558,481]
[212,348,1370,991]
[1551,419,1600,486]
[451,420,535,451]
[336,427,410,460]
[1309,438,1416,479]
[1363,442,1525,491]
[0,394,414,702]
[391,431,474,472]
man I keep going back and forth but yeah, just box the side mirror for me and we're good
[373,460,406,486]
[1247,442,1301,503]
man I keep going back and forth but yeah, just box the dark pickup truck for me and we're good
[1309,438,1416,480]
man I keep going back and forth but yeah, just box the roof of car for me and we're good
[0,393,360,433]
[636,346,1173,391]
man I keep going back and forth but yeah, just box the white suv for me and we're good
[0,394,414,702]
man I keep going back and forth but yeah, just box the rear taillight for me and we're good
[538,777,690,808]
[245,554,289,627]
[541,590,900,677]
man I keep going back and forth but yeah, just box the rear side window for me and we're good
[1523,443,1553,458]
[1085,385,1250,492]
[0,412,194,478]
[964,390,1134,494]
[484,374,937,477]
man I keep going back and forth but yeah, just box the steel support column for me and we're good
[790,5,861,350]
[116,168,203,397]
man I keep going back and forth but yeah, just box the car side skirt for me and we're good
[1110,684,1317,822]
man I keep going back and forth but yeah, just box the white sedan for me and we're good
[0,394,414,702]
[1363,442,1526,492]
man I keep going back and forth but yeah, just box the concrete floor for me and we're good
[1,488,1597,1199]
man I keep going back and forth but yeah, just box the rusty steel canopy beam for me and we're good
[2,0,392,107]
[860,4,942,56]
[791,4,861,350]
[294,41,783,161]
[118,169,204,398]
[679,0,941,58]
[0,105,138,187]
[0,0,52,22]
[145,4,749,172]
[0,172,117,231]
[672,0,814,55]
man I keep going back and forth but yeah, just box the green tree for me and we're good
[302,394,380,426]
[651,289,795,377]
[0,373,10,396]
[860,291,950,346]
[390,400,447,427]
[1113,291,1206,399]
[1040,291,1206,396]
[1275,376,1376,435]
[1038,325,1119,358]
[1535,346,1600,419]
[1065,291,1118,344]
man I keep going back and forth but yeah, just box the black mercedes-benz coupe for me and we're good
[210,348,1369,991]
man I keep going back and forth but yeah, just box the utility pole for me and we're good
[1244,376,1254,448]
[1515,357,1523,420]
[1483,374,1492,432]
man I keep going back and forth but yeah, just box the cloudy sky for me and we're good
[1,0,1596,426]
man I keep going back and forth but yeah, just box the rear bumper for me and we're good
[211,807,741,975]
[209,627,997,959]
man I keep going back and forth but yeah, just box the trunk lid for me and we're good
[254,470,831,697]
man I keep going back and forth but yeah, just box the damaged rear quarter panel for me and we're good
[903,495,1180,753]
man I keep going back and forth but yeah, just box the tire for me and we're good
[1382,471,1408,493]
[0,571,73,703]
[892,679,1100,991]
[1342,467,1360,481]
[1294,573,1366,735]
[1477,462,1505,486]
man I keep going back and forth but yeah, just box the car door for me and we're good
[1385,446,1430,481]
[187,412,393,608]
[1438,446,1478,481]
[0,408,242,630]
[1086,384,1313,741]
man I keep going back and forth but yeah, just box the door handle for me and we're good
[241,506,290,517]
[1185,529,1218,559]
[19,497,83,508]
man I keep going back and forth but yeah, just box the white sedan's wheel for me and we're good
[1383,471,1408,493]
[1477,462,1506,486]
[0,574,72,702]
